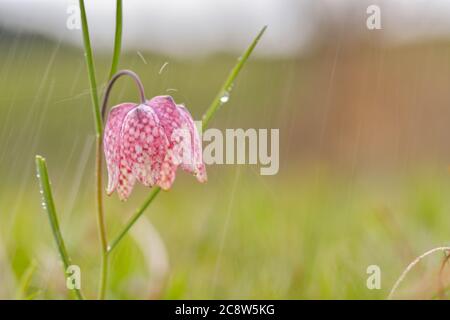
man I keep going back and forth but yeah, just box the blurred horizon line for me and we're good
[3,0,450,58]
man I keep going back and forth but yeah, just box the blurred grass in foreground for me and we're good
[4,166,450,299]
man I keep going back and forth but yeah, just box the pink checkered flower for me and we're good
[103,74,207,201]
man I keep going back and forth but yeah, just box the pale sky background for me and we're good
[1,0,450,57]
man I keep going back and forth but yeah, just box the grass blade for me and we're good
[202,25,267,130]
[388,246,450,299]
[79,0,102,134]
[35,155,84,300]
[108,0,123,80]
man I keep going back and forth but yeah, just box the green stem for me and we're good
[98,250,108,300]
[98,1,124,299]
[108,0,123,80]
[107,26,267,253]
[79,0,112,299]
[35,156,85,300]
[79,0,102,135]
[96,0,123,299]
[95,136,108,300]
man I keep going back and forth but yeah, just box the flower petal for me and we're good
[147,96,185,189]
[103,103,137,195]
[147,96,207,188]
[177,105,207,183]
[120,104,169,191]
[116,156,136,201]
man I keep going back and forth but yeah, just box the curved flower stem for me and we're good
[107,26,267,254]
[388,246,450,299]
[35,156,85,300]
[108,0,123,81]
[101,69,147,120]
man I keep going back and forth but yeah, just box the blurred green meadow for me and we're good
[2,30,450,299]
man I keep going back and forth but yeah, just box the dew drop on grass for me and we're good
[220,92,230,103]
[38,181,47,211]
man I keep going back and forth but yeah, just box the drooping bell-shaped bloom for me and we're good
[104,95,207,201]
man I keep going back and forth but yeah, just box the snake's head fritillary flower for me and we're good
[104,95,207,201]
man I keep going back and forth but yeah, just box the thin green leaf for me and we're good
[35,155,85,300]
[202,25,267,130]
[79,0,102,134]
[108,0,123,80]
